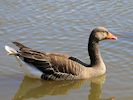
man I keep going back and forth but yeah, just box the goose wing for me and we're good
[13,42,87,65]
[13,42,85,80]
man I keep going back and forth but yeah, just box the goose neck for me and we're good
[88,40,104,66]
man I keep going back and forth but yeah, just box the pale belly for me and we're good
[17,57,43,79]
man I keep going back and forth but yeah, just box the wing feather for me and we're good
[13,42,85,78]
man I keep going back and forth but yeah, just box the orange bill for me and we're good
[106,32,118,40]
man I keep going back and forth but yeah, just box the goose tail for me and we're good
[5,45,18,55]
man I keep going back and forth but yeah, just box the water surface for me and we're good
[0,0,133,100]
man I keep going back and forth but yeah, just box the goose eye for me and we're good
[106,31,109,34]
[102,31,108,39]
[104,31,108,36]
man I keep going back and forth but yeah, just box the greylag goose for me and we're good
[5,27,117,80]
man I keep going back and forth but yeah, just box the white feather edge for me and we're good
[16,58,43,79]
[5,45,43,79]
[20,61,43,79]
[5,45,17,55]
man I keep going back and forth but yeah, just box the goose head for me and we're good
[89,27,117,42]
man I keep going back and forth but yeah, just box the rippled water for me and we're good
[0,0,133,100]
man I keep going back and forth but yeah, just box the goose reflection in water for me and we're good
[12,75,115,100]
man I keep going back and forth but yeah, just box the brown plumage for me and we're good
[5,27,117,80]
[12,42,85,80]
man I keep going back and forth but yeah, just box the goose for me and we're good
[5,27,117,80]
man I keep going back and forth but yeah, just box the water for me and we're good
[0,0,133,100]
